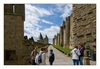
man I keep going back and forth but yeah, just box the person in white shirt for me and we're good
[40,47,48,65]
[70,45,80,65]
[35,47,44,65]
[35,47,48,65]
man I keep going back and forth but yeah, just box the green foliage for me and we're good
[37,47,41,52]
[54,45,72,54]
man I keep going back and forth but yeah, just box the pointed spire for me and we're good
[39,33,43,40]
[54,35,56,38]
[45,35,48,38]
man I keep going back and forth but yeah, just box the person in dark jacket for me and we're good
[49,49,55,65]
[79,43,85,65]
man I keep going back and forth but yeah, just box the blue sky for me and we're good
[24,4,72,44]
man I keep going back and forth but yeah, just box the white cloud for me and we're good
[24,4,72,44]
[36,26,60,44]
[49,4,72,20]
[24,4,58,44]
[55,4,66,13]
[25,4,53,17]
[60,4,72,20]
[24,29,32,35]
[24,25,60,44]
[25,4,53,27]
[41,19,53,25]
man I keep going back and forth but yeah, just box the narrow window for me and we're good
[13,4,15,13]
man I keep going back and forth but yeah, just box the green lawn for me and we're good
[54,45,72,54]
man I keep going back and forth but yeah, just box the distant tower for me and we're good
[39,33,43,40]
[44,35,48,44]
[45,35,48,38]
[65,16,70,48]
[4,4,25,64]
[60,26,63,46]
[54,35,57,45]
[37,33,44,43]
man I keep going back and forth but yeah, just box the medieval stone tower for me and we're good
[53,4,96,52]
[60,26,63,46]
[37,33,49,44]
[43,35,48,44]
[37,33,44,43]
[4,4,25,65]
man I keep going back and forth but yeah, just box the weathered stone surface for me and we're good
[60,26,63,46]
[57,33,60,46]
[65,17,70,48]
[73,4,96,49]
[4,4,25,65]
[53,4,96,54]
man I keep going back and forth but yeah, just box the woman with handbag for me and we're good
[70,45,80,65]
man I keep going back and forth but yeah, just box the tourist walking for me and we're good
[79,43,85,65]
[70,46,80,65]
[35,47,48,65]
[49,49,55,65]
[30,46,38,65]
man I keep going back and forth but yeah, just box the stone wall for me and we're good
[65,17,70,48]
[17,39,47,65]
[73,4,96,51]
[53,4,96,51]
[62,21,66,48]
[69,14,74,49]
[60,26,63,46]
[37,34,49,44]
[44,38,48,44]
[54,35,56,45]
[55,35,58,45]
[4,4,25,65]
[37,38,48,44]
[57,33,60,46]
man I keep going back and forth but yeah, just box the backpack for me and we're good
[35,52,43,64]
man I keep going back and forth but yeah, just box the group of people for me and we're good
[30,43,85,65]
[70,43,85,65]
[30,46,55,65]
